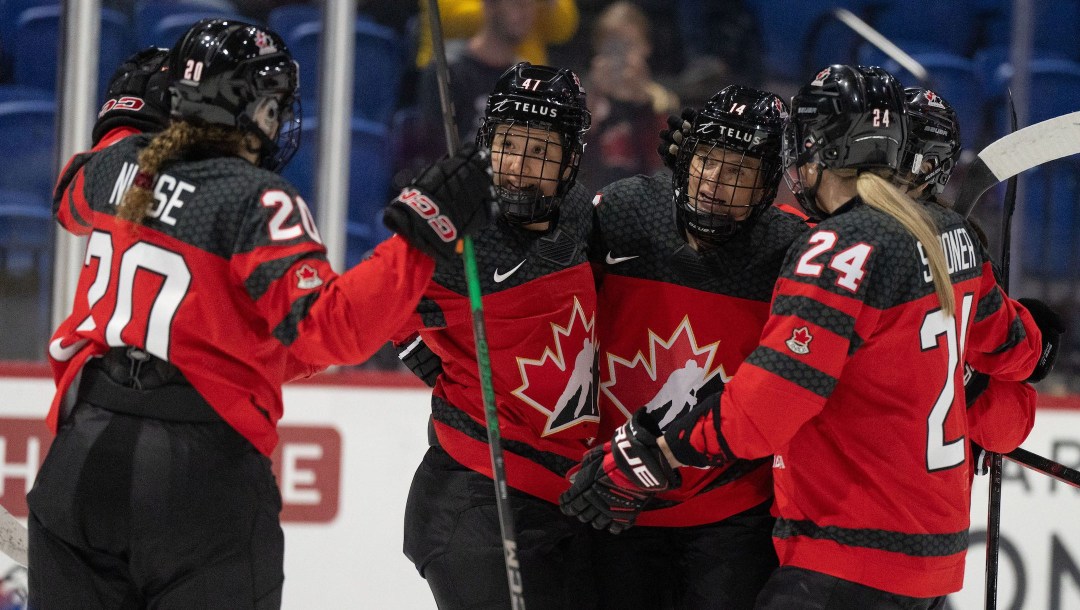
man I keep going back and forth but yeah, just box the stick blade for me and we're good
[954,110,1080,217]
[0,505,27,567]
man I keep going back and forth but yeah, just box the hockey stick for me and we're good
[425,2,525,607]
[983,92,1019,610]
[954,109,1080,217]
[0,504,27,567]
[1005,447,1080,489]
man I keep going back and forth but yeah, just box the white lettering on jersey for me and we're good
[110,162,139,206]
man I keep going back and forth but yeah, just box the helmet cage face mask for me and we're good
[484,121,570,224]
[169,19,302,172]
[476,62,590,224]
[900,87,961,197]
[672,86,786,247]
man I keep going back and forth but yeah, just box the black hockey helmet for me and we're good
[168,18,301,172]
[672,85,787,247]
[900,87,961,197]
[476,62,591,224]
[786,65,907,217]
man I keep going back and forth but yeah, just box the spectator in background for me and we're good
[580,2,678,188]
[416,0,540,155]
[415,0,578,69]
[674,0,766,107]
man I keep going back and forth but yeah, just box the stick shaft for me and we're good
[425,2,525,606]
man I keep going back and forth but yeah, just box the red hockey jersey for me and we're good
[593,173,807,526]
[395,183,598,504]
[49,134,433,455]
[666,198,1042,597]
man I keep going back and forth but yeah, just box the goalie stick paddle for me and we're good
[0,504,27,567]
[425,1,526,607]
[954,109,1080,218]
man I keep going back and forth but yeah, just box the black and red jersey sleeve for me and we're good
[967,376,1036,454]
[229,183,434,369]
[664,220,884,465]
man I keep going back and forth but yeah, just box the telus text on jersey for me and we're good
[916,227,979,283]
[109,161,196,226]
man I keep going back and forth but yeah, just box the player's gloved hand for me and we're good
[1017,297,1065,383]
[397,333,442,388]
[384,143,497,263]
[657,107,697,171]
[559,409,680,534]
[92,47,172,146]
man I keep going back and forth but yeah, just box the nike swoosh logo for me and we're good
[605,252,640,265]
[493,259,527,283]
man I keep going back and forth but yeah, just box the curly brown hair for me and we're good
[118,122,247,228]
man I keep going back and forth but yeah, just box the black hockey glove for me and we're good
[397,333,442,388]
[384,143,497,263]
[559,409,680,534]
[656,107,697,171]
[1017,297,1065,383]
[92,47,172,146]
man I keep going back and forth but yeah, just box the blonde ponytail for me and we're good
[857,171,955,317]
[118,122,246,230]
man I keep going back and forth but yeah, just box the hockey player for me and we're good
[28,21,493,608]
[583,85,805,609]
[897,86,1062,468]
[562,65,1046,608]
[397,62,600,609]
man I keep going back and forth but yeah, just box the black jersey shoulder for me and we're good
[593,172,679,263]
[431,182,594,295]
[85,135,303,257]
[796,199,985,310]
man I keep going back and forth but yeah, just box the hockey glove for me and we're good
[397,333,442,388]
[1018,297,1065,383]
[384,143,497,263]
[656,107,697,171]
[92,47,172,146]
[559,409,680,534]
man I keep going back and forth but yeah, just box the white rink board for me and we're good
[0,374,1078,609]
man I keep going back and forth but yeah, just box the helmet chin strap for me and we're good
[798,162,829,220]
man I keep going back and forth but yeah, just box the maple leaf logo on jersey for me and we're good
[601,317,731,428]
[295,264,323,290]
[785,326,813,355]
[512,297,598,436]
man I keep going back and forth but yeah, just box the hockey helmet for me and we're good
[476,62,591,224]
[900,87,961,197]
[169,19,301,172]
[672,85,787,247]
[786,65,907,217]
